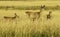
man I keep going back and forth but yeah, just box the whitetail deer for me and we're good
[3,13,19,21]
[47,11,52,20]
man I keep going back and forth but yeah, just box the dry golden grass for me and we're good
[0,10,59,37]
[0,1,60,37]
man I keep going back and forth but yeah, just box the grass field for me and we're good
[0,1,60,37]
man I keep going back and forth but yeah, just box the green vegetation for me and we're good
[0,6,60,10]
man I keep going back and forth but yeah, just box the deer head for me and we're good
[14,13,19,18]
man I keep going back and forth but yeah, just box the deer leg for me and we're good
[32,18,34,21]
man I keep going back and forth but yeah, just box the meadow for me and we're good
[0,10,59,37]
[0,1,60,37]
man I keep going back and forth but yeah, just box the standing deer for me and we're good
[46,11,52,20]
[25,5,44,22]
[3,13,19,21]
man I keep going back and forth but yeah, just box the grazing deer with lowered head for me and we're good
[3,13,19,21]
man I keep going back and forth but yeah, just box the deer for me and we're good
[25,5,45,22]
[3,13,19,21]
[46,11,52,20]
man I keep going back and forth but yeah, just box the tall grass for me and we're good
[0,12,60,37]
